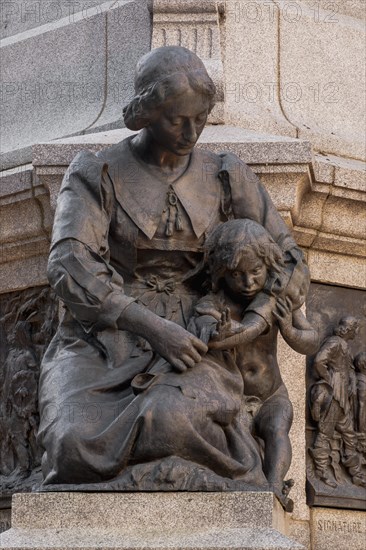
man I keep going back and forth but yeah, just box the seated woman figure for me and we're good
[189,219,319,508]
[37,46,310,492]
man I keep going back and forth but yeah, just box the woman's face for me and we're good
[147,87,210,156]
[224,249,268,299]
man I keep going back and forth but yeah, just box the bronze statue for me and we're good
[187,219,318,509]
[310,316,366,488]
[37,46,312,501]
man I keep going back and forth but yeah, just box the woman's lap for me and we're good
[38,330,265,486]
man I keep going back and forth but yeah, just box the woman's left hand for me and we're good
[273,296,293,332]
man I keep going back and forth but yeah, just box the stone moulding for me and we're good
[0,126,365,295]
[31,126,365,287]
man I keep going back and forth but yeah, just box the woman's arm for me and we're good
[49,150,207,371]
[221,153,310,299]
[118,303,207,372]
[48,150,133,333]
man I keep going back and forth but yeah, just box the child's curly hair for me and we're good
[204,219,286,292]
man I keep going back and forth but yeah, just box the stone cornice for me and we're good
[1,126,365,293]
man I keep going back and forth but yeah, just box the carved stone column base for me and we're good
[0,492,304,549]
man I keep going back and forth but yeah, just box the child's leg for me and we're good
[254,385,293,493]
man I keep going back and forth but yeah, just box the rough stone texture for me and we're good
[0,0,151,170]
[0,165,33,199]
[312,153,366,202]
[306,249,366,290]
[32,126,313,166]
[296,194,365,242]
[299,0,366,21]
[278,335,308,523]
[0,510,10,535]
[293,152,366,261]
[287,521,310,550]
[0,255,49,294]
[0,0,108,39]
[278,1,365,160]
[196,127,312,165]
[0,167,51,293]
[223,0,365,161]
[0,527,304,549]
[224,0,296,138]
[310,508,366,550]
[0,492,304,549]
[10,492,287,532]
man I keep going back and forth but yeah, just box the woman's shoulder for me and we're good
[64,136,136,191]
[218,152,257,183]
[193,148,258,188]
[96,135,136,165]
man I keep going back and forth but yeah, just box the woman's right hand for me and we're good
[118,302,207,373]
[147,318,208,373]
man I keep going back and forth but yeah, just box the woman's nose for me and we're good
[183,120,197,143]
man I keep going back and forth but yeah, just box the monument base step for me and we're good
[0,492,304,550]
[0,527,304,549]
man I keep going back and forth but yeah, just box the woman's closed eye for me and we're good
[195,113,207,124]
[169,117,182,126]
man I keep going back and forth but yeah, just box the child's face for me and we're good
[224,250,267,299]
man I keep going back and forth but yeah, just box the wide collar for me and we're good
[108,138,221,240]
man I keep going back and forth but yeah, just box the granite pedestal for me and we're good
[0,492,304,549]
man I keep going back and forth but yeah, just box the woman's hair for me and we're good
[123,46,216,131]
[204,219,286,292]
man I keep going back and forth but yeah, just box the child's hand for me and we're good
[212,308,243,341]
[214,308,233,340]
[273,296,293,331]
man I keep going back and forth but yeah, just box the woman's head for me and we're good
[123,47,216,153]
[205,219,285,297]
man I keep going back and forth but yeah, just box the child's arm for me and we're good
[208,312,267,350]
[208,293,273,350]
[274,297,319,354]
[187,295,222,345]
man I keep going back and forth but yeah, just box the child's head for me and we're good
[205,219,285,297]
[354,352,366,373]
